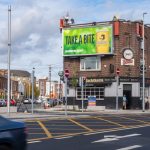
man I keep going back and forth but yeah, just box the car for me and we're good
[47,99,54,107]
[23,99,31,104]
[35,99,42,104]
[5,99,17,106]
[0,116,27,150]
[10,99,17,106]
[0,99,7,107]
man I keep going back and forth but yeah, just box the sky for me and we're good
[0,0,149,81]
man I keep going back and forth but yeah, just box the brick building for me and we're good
[0,69,30,99]
[61,17,150,109]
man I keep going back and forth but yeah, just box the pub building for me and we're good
[60,16,150,109]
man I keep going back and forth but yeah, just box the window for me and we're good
[76,87,104,100]
[80,56,101,71]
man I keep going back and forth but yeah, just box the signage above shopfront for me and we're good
[62,25,113,56]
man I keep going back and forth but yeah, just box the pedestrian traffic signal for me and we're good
[116,68,120,75]
[64,69,69,78]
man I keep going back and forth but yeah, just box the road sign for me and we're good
[116,68,120,75]
[64,69,69,78]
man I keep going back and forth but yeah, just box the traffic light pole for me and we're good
[116,75,119,110]
[65,76,68,116]
[81,77,84,112]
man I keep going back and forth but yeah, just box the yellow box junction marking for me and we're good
[68,118,94,132]
[118,116,150,124]
[94,117,126,128]
[37,121,52,138]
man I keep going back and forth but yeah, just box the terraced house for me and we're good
[60,17,150,109]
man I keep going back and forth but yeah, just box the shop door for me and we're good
[123,84,132,109]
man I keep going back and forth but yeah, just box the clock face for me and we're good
[123,49,133,60]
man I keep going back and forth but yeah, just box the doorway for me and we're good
[123,84,132,109]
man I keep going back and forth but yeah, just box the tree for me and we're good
[70,65,78,110]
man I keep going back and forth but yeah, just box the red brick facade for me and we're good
[64,21,150,79]
[62,19,150,109]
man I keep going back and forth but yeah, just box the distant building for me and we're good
[38,77,63,99]
[0,69,31,99]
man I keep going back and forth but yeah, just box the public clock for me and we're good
[123,49,133,60]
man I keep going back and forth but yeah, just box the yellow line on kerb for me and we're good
[37,121,52,138]
[94,117,126,128]
[68,118,94,132]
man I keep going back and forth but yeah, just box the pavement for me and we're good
[1,104,150,120]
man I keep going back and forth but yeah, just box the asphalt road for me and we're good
[28,125,150,150]
[26,113,150,150]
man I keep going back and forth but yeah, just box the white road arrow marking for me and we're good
[92,133,141,143]
[116,145,142,150]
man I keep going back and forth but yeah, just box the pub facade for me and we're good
[60,17,150,109]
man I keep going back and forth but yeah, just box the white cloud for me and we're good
[0,0,149,80]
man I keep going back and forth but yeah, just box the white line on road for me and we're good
[28,141,41,144]
[54,136,73,140]
[92,134,141,143]
[116,145,142,150]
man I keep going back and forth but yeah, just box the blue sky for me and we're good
[0,0,149,80]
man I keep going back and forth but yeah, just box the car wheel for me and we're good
[0,145,11,150]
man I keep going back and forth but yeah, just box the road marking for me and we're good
[68,118,94,132]
[54,136,73,140]
[92,133,141,143]
[37,121,52,138]
[116,145,142,150]
[94,117,126,128]
[118,116,149,124]
[28,141,41,144]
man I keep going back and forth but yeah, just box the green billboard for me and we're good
[63,25,113,56]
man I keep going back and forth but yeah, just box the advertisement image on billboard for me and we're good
[63,25,113,56]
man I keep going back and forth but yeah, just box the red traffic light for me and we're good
[116,68,120,75]
[64,69,69,78]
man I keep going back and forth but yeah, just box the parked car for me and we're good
[0,99,7,107]
[5,99,17,106]
[35,99,42,104]
[0,116,27,150]
[23,99,31,104]
[47,99,54,107]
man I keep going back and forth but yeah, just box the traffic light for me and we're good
[82,77,86,86]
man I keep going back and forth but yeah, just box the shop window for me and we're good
[76,87,104,100]
[80,56,101,71]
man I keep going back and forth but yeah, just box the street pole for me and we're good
[116,75,119,110]
[7,5,11,115]
[11,73,13,99]
[65,76,67,116]
[31,68,35,114]
[29,78,30,99]
[81,77,84,112]
[49,65,51,99]
[142,12,147,112]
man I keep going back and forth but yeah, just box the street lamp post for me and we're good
[142,12,147,112]
[31,68,35,114]
[7,5,11,115]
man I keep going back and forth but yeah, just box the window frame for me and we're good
[80,56,101,71]
[76,87,104,100]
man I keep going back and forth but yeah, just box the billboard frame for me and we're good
[62,24,114,57]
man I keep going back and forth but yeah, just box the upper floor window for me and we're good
[80,56,101,71]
